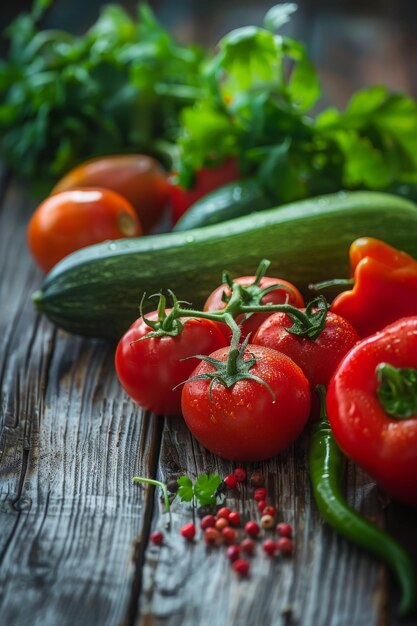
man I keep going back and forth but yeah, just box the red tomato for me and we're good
[253,310,359,417]
[181,345,310,461]
[169,158,239,223]
[327,317,417,507]
[115,311,227,417]
[52,154,170,233]
[27,188,141,272]
[204,275,304,340]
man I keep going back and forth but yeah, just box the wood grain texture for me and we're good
[0,179,160,626]
[137,419,394,626]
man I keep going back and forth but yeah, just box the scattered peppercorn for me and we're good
[244,520,260,538]
[204,527,222,547]
[277,537,294,555]
[240,538,256,555]
[226,545,241,562]
[257,500,267,513]
[262,505,276,518]
[253,487,267,501]
[260,514,275,529]
[234,468,247,482]
[276,522,293,538]
[228,511,241,527]
[222,527,238,546]
[215,517,229,531]
[232,558,250,577]
[249,471,265,488]
[217,506,231,520]
[224,474,239,489]
[150,530,164,545]
[262,539,277,556]
[180,522,196,541]
[200,515,216,530]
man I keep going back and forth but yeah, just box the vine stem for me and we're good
[132,477,172,529]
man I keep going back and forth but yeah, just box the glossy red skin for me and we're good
[27,188,141,272]
[52,154,170,233]
[252,310,359,417]
[169,158,239,223]
[204,276,305,340]
[181,345,310,461]
[115,311,227,417]
[327,317,417,507]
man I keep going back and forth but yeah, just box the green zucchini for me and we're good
[173,179,273,231]
[33,191,417,340]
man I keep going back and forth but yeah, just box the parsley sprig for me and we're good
[177,473,223,507]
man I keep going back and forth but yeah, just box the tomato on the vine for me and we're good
[204,275,304,340]
[253,310,359,416]
[27,188,141,272]
[115,311,227,417]
[52,154,170,233]
[181,345,310,461]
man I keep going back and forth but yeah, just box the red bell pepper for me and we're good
[327,316,417,507]
[330,237,417,338]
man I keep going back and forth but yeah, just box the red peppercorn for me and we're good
[260,514,275,529]
[200,515,216,530]
[240,538,256,555]
[226,545,240,562]
[244,520,260,538]
[204,527,222,546]
[215,517,229,531]
[150,530,163,546]
[262,539,277,556]
[217,506,231,520]
[234,468,247,482]
[262,506,276,518]
[249,471,265,488]
[257,500,267,513]
[276,522,293,538]
[222,527,238,546]
[224,474,239,489]
[228,511,241,527]
[232,558,250,577]
[277,537,294,555]
[180,522,196,541]
[253,487,267,501]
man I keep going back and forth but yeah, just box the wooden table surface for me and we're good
[1,6,417,626]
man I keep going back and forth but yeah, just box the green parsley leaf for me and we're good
[264,3,298,32]
[194,473,222,506]
[176,476,194,502]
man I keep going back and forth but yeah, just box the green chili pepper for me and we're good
[308,385,417,616]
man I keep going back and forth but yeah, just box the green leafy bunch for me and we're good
[177,4,417,202]
[0,0,204,187]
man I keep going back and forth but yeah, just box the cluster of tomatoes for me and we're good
[115,267,359,462]
[26,154,236,273]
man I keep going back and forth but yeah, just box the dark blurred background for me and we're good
[1,0,417,108]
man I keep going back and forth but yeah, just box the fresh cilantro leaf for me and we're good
[194,473,222,506]
[176,473,222,507]
[176,476,194,502]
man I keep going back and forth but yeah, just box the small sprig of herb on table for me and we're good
[132,472,224,528]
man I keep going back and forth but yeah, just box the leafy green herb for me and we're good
[176,5,417,204]
[177,473,223,507]
[0,1,204,189]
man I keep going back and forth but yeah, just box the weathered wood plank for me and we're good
[0,181,160,626]
[137,417,394,626]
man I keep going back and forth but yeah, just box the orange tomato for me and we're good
[51,154,170,233]
[27,188,142,272]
